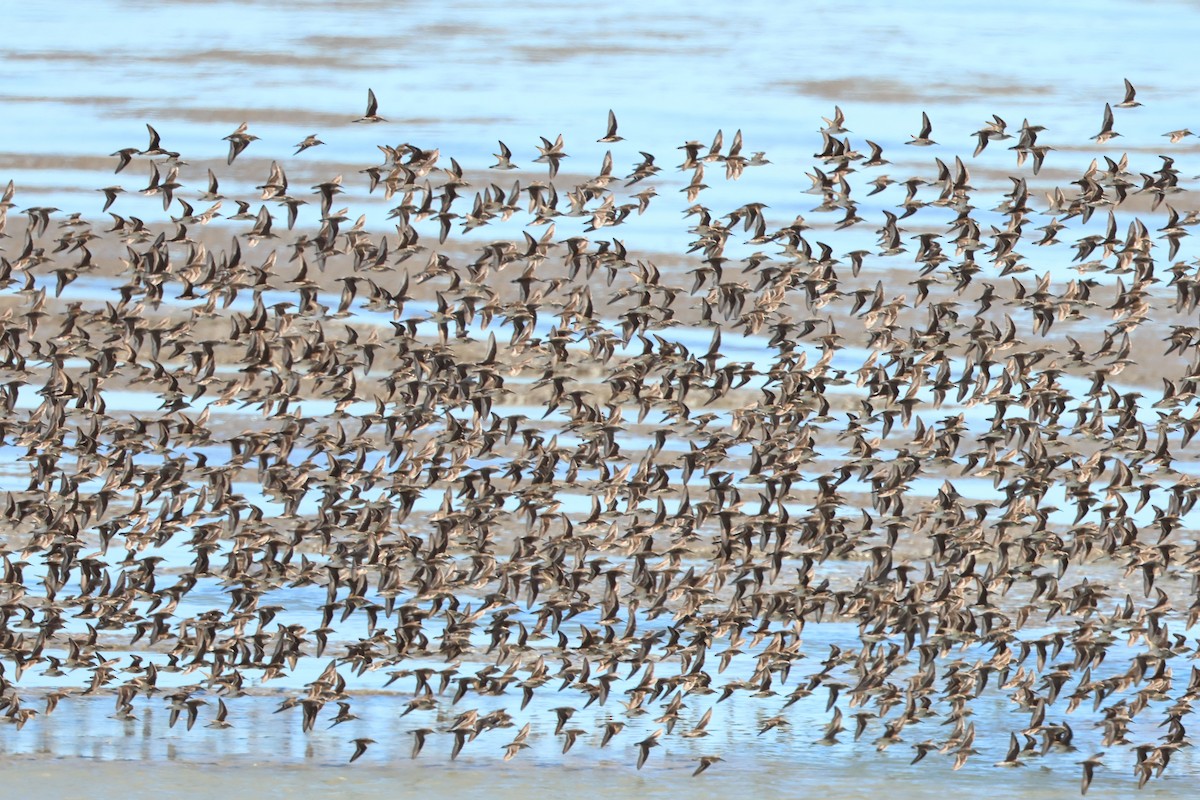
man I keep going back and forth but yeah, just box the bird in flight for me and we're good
[906,111,936,146]
[598,109,623,142]
[349,737,376,763]
[294,134,324,154]
[1115,78,1142,108]
[1091,102,1120,143]
[355,88,385,123]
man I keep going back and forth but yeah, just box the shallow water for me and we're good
[4,1,1200,277]
[3,756,1192,800]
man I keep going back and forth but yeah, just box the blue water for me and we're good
[3,0,1199,277]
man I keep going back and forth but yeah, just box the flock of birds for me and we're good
[2,81,1200,792]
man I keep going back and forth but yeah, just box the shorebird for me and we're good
[994,732,1026,767]
[294,134,325,154]
[110,147,138,173]
[502,723,531,761]
[1079,753,1104,795]
[906,111,936,145]
[490,140,519,170]
[355,88,385,122]
[1115,78,1142,108]
[534,134,568,177]
[863,140,889,167]
[636,728,663,769]
[205,699,233,729]
[598,109,624,143]
[223,122,258,164]
[349,738,376,763]
[411,728,433,759]
[328,702,359,727]
[972,114,1011,156]
[1091,102,1120,143]
[98,186,124,212]
[600,720,625,747]
[625,151,660,185]
[561,728,586,753]
[680,707,713,738]
[140,123,176,157]
[822,105,849,134]
[552,705,576,734]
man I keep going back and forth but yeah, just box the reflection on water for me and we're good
[2,693,1199,800]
